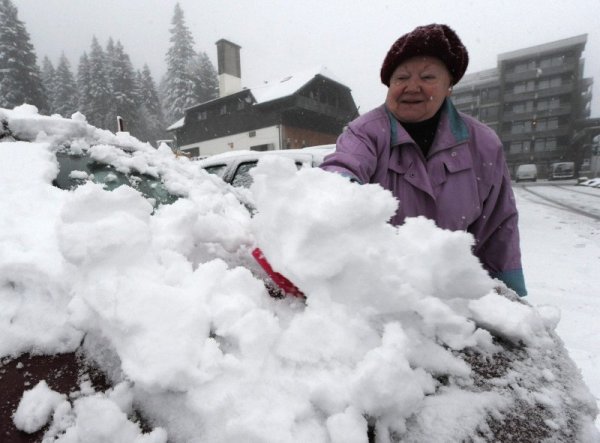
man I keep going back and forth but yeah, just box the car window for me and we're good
[203,164,227,177]
[53,152,93,189]
[53,150,178,206]
[88,167,132,191]
[230,160,305,187]
[231,161,258,187]
[131,173,178,206]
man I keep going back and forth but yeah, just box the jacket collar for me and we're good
[387,99,469,152]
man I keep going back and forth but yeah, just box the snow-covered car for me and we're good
[198,144,334,187]
[1,105,598,443]
[578,177,600,188]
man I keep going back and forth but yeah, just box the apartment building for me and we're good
[452,35,594,177]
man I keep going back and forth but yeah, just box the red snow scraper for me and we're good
[251,247,305,298]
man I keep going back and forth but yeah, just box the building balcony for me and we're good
[503,90,537,102]
[480,97,501,106]
[502,105,573,122]
[500,126,571,142]
[532,126,571,138]
[502,110,536,122]
[503,83,575,102]
[581,90,593,104]
[535,84,576,100]
[539,105,573,117]
[503,62,577,83]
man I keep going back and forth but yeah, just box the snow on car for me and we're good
[0,105,598,442]
[198,144,335,188]
[579,177,600,188]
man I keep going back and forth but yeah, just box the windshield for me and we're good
[54,151,178,206]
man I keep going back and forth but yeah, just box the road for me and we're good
[514,179,600,221]
[513,179,600,430]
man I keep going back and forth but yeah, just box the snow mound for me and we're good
[0,106,597,442]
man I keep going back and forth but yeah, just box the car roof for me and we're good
[199,145,335,168]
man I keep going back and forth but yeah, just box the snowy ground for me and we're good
[515,183,600,431]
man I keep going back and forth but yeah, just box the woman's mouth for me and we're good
[401,99,423,104]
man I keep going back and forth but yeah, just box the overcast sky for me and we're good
[13,0,600,120]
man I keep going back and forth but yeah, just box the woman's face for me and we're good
[385,56,453,123]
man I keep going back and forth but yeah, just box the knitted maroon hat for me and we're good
[380,24,469,86]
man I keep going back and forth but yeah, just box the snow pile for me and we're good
[0,105,597,442]
[14,381,167,442]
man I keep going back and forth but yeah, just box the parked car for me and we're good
[198,144,335,187]
[1,107,598,442]
[515,164,538,182]
[549,161,575,180]
[578,177,600,188]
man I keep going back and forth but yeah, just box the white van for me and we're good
[515,164,538,182]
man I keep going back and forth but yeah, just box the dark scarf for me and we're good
[400,106,443,157]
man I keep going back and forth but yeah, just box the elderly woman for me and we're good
[320,24,527,296]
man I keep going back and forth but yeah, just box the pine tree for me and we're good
[54,53,79,118]
[161,3,198,125]
[41,56,56,113]
[77,52,93,120]
[85,37,112,129]
[106,40,140,134]
[136,65,167,145]
[189,51,218,104]
[0,0,48,112]
[104,37,117,98]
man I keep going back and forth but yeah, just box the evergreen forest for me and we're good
[0,0,218,146]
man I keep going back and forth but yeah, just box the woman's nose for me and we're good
[404,79,421,92]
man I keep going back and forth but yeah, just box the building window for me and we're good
[459,107,476,117]
[487,88,499,100]
[540,56,564,69]
[511,120,532,134]
[184,147,200,157]
[513,60,536,73]
[480,106,499,121]
[513,80,535,94]
[249,144,270,152]
[453,93,473,105]
[220,105,227,115]
[534,117,559,132]
[509,141,531,154]
[534,137,558,152]
[537,98,560,110]
[236,100,245,110]
[197,111,207,120]
[512,101,534,113]
[480,88,499,101]
[538,76,562,90]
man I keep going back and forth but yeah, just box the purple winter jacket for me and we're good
[320,99,527,296]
